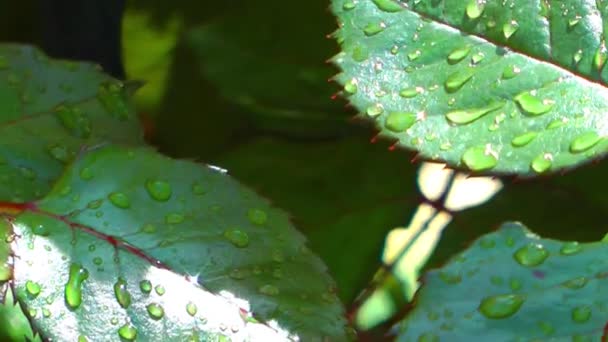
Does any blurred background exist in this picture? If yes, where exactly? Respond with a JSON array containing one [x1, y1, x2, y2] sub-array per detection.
[[1, 1, 608, 340]]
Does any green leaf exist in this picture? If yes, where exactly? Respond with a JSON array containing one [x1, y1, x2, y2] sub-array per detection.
[[331, 0, 608, 175], [0, 44, 143, 202], [398, 222, 607, 341], [4, 145, 347, 340]]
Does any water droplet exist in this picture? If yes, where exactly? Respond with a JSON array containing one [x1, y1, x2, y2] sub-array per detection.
[[562, 277, 588, 289], [344, 79, 358, 94], [399, 86, 423, 98], [224, 229, 250, 248], [531, 153, 553, 173], [93, 257, 103, 266], [503, 20, 519, 39], [98, 82, 130, 120], [108, 192, 130, 209], [77, 335, 88, 342], [64, 263, 89, 310], [594, 41, 607, 71], [511, 132, 538, 147], [514, 92, 555, 116], [192, 181, 206, 195], [26, 280, 41, 298], [509, 278, 522, 291], [462, 145, 498, 171], [146, 303, 164, 320], [259, 284, 280, 296], [573, 49, 584, 64], [571, 306, 591, 323], [408, 50, 421, 61], [366, 103, 384, 117], [363, 22, 386, 36], [343, 1, 356, 10], [444, 69, 474, 92], [385, 112, 416, 132], [139, 280, 152, 294], [447, 45, 471, 64], [502, 65, 521, 79], [154, 285, 165, 296], [79, 167, 93, 180], [513, 243, 549, 266], [145, 179, 172, 202], [118, 323, 137, 341], [471, 52, 485, 64], [186, 302, 197, 316], [446, 101, 504, 124], [466, 0, 485, 19], [165, 213, 185, 224], [478, 294, 525, 319], [372, 0, 404, 12], [54, 105, 92, 138], [439, 271, 462, 284], [560, 241, 582, 255], [113, 277, 131, 308], [248, 208, 267, 225], [47, 144, 72, 163], [570, 132, 602, 153], [417, 332, 440, 342]]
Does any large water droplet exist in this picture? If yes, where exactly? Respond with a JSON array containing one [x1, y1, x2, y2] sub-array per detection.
[[114, 277, 131, 308], [466, 0, 485, 19], [385, 112, 416, 132], [462, 145, 498, 171], [478, 294, 525, 319], [26, 280, 41, 298], [571, 306, 592, 323], [54, 105, 92, 138], [447, 45, 471, 64], [444, 69, 474, 92], [531, 154, 552, 173], [118, 323, 137, 341], [65, 263, 89, 310], [503, 20, 519, 39], [224, 229, 250, 248], [108, 192, 130, 209], [147, 303, 165, 320], [514, 92, 555, 116], [511, 132, 538, 147], [502, 65, 521, 79], [372, 0, 404, 12], [186, 302, 197, 316], [513, 243, 549, 266], [139, 280, 152, 294], [570, 132, 602, 153], [446, 101, 504, 124], [145, 179, 172, 202], [363, 22, 386, 36], [344, 79, 358, 95]]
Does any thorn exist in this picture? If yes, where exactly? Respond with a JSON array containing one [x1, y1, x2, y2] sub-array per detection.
[[330, 93, 339, 100], [411, 154, 420, 163], [388, 142, 398, 151], [370, 135, 379, 144]]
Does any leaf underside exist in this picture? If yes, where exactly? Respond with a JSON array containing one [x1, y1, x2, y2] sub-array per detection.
[[0, 44, 143, 202], [1, 145, 347, 341], [397, 222, 608, 341], [332, 0, 608, 176]]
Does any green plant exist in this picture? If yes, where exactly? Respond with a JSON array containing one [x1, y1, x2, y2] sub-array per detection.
[[2, 0, 608, 341]]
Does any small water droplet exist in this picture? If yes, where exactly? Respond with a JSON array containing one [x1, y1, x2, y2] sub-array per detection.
[[408, 50, 421, 61], [514, 92, 555, 116], [224, 229, 250, 248], [26, 280, 41, 298], [502, 65, 521, 79], [372, 0, 404, 12], [573, 49, 584, 64], [462, 145, 498, 171], [98, 82, 130, 120], [146, 303, 165, 320], [192, 181, 206, 195], [399, 86, 423, 98], [466, 0, 485, 19], [139, 280, 152, 294], [594, 41, 607, 71], [511, 132, 538, 147], [503, 20, 519, 39], [248, 208, 267, 225], [366, 103, 384, 117], [145, 179, 172, 202], [154, 285, 165, 296], [343, 1, 356, 10], [363, 22, 386, 36], [165, 213, 185, 224], [113, 277, 131, 308], [344, 79, 358, 94], [531, 153, 553, 173], [513, 243, 549, 266], [478, 294, 525, 319], [471, 52, 485, 64], [385, 112, 416, 132], [47, 144, 72, 163], [108, 192, 130, 209], [444, 69, 474, 92], [79, 167, 93, 180], [446, 101, 505, 124], [571, 306, 592, 323], [447, 45, 472, 64], [570, 132, 602, 153], [259, 284, 280, 296], [118, 323, 137, 341], [54, 105, 92, 138], [560, 241, 582, 255], [186, 302, 197, 316], [64, 263, 89, 310], [438, 271, 462, 284], [562, 277, 588, 289], [93, 257, 103, 266]]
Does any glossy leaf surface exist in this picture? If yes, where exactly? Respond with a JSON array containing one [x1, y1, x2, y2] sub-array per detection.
[[3, 146, 347, 341], [332, 0, 608, 175], [398, 222, 608, 341], [0, 44, 143, 202]]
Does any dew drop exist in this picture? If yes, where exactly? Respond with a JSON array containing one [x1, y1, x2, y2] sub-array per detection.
[[165, 213, 185, 224], [154, 285, 165, 296], [54, 105, 92, 138], [446, 101, 504, 124], [247, 208, 267, 225], [47, 144, 72, 163], [146, 303, 165, 320], [93, 257, 103, 266], [444, 69, 474, 92], [594, 41, 607, 71], [372, 0, 404, 12], [503, 20, 519, 39], [570, 132, 602, 153], [117, 323, 137, 341], [511, 132, 538, 147], [108, 192, 130, 209], [343, 1, 356, 10], [186, 302, 197, 316], [145, 179, 172, 202], [501, 65, 521, 79], [363, 22, 386, 36], [344, 79, 358, 94], [64, 263, 89, 310], [192, 181, 206, 195], [98, 82, 130, 120], [224, 229, 250, 248], [531, 154, 552, 173], [408, 50, 421, 61], [573, 49, 584, 64], [139, 280, 152, 294], [514, 92, 555, 116], [447, 45, 471, 64], [113, 277, 131, 308], [26, 280, 41, 298], [366, 103, 384, 117], [385, 112, 416, 132], [466, 0, 485, 19], [438, 271, 462, 284], [513, 243, 548, 266], [478, 294, 525, 319], [560, 241, 582, 255], [562, 277, 588, 289], [399, 86, 423, 98], [79, 167, 93, 180], [462, 145, 498, 171], [571, 306, 592, 323]]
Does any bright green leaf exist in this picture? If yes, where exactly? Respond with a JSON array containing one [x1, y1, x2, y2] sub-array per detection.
[[0, 44, 143, 202], [5, 145, 347, 340], [398, 222, 607, 341], [331, 0, 608, 175]]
